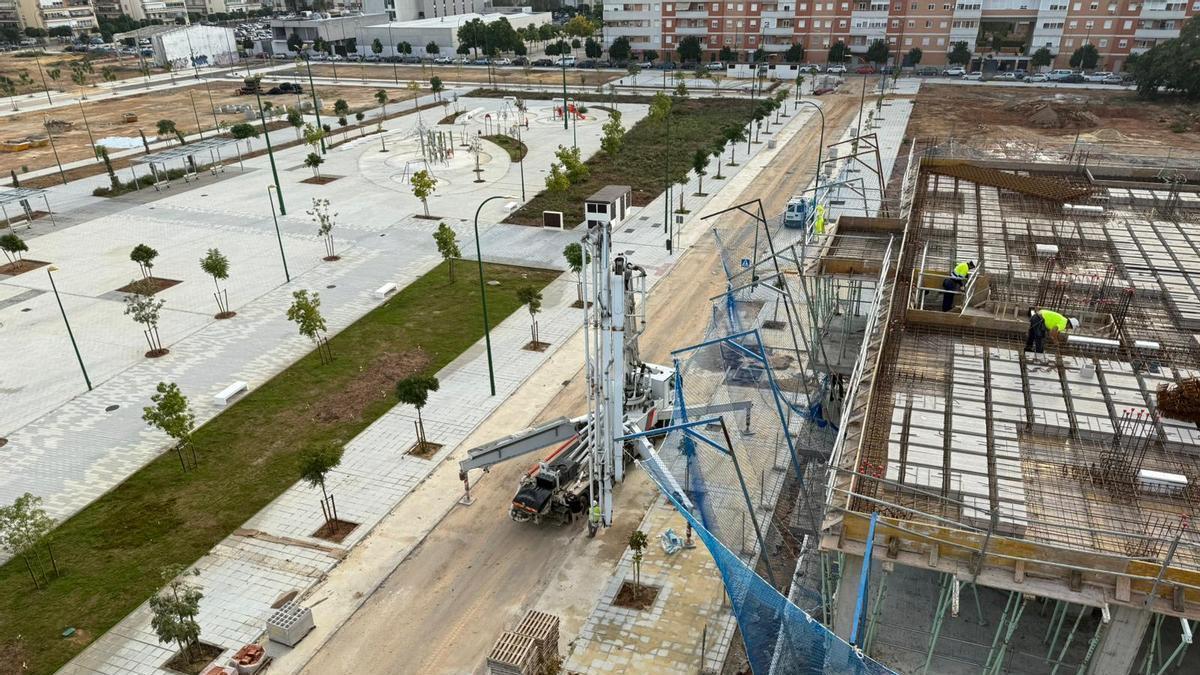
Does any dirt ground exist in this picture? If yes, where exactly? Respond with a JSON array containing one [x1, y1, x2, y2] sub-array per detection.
[[1, 51, 169, 96], [282, 62, 621, 88], [1, 82, 414, 175], [297, 88, 863, 675], [908, 83, 1200, 158]]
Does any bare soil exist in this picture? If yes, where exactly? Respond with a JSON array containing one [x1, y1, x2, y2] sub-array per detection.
[[115, 277, 181, 296], [312, 350, 430, 425], [301, 175, 341, 185], [407, 440, 445, 460], [908, 84, 1200, 156], [312, 518, 359, 544], [163, 641, 223, 675], [613, 581, 660, 610], [0, 51, 169, 96], [0, 211, 49, 227], [1, 82, 415, 175], [522, 340, 550, 352], [0, 259, 50, 276]]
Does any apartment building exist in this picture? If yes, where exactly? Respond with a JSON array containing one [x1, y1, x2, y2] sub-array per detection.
[[10, 0, 98, 33], [604, 0, 1196, 69]]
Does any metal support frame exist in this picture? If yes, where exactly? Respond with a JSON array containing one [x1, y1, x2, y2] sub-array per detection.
[[921, 572, 955, 674], [983, 591, 1028, 675]]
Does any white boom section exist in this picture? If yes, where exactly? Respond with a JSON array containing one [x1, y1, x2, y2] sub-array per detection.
[[459, 417, 581, 473]]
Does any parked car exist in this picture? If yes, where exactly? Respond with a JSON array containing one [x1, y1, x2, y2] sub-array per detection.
[[707, 61, 726, 71], [996, 71, 1019, 80], [915, 66, 939, 76], [1026, 73, 1049, 82], [798, 64, 822, 73], [1101, 73, 1125, 85], [962, 71, 983, 80], [1013, 69, 1027, 79], [942, 66, 965, 76], [532, 58, 554, 67], [855, 65, 876, 74], [1047, 69, 1075, 81], [512, 56, 529, 66], [658, 60, 678, 69], [492, 57, 512, 66], [1084, 70, 1113, 82], [433, 55, 453, 64], [576, 59, 598, 68], [363, 54, 380, 62], [557, 56, 576, 66], [826, 64, 847, 74]]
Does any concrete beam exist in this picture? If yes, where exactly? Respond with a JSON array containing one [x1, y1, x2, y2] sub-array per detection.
[[1090, 605, 1153, 675], [833, 554, 865, 642]]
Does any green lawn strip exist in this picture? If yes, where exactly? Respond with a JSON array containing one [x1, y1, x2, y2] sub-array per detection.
[[505, 97, 756, 227], [0, 260, 559, 675], [482, 134, 528, 162]]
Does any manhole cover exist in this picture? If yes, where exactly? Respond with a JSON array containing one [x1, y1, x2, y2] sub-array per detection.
[[201, 194, 208, 197], [625, 228, 635, 233], [326, 284, 336, 289], [105, 404, 119, 412], [379, 233, 386, 237]]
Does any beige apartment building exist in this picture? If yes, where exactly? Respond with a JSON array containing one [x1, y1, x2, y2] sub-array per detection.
[[604, 0, 1197, 70], [6, 0, 97, 34]]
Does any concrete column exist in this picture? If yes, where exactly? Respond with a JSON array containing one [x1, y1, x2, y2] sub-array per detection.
[[832, 554, 865, 642], [1090, 605, 1153, 675]]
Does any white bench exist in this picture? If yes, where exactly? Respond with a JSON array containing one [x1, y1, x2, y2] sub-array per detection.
[[374, 282, 398, 299], [214, 381, 248, 406]]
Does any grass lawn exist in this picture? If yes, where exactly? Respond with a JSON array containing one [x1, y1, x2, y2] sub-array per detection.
[[482, 134, 528, 161], [505, 97, 757, 226], [0, 260, 559, 675]]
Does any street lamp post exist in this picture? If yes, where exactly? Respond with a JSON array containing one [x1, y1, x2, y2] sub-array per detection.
[[254, 88, 286, 216], [474, 194, 509, 396], [267, 185, 290, 283], [47, 266, 91, 391], [515, 122, 526, 201], [796, 100, 826, 190], [302, 50, 327, 154], [560, 40, 569, 130]]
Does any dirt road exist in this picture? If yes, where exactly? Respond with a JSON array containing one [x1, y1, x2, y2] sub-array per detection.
[[299, 90, 861, 675]]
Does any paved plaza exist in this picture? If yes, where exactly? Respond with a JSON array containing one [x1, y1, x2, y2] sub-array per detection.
[[27, 79, 824, 673]]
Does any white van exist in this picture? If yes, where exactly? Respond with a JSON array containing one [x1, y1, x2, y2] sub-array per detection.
[[556, 56, 576, 66], [1047, 69, 1075, 81]]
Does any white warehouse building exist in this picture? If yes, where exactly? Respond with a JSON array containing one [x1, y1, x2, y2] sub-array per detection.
[[115, 24, 240, 69], [355, 10, 551, 58]]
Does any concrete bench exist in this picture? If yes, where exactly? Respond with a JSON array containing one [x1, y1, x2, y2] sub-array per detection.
[[214, 381, 248, 406], [183, 171, 198, 183], [374, 282, 398, 299]]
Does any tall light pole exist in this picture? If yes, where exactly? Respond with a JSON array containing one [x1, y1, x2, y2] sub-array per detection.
[[560, 39, 569, 130], [47, 266, 91, 391], [302, 48, 327, 154], [515, 122, 526, 201], [267, 185, 290, 283], [254, 89, 286, 215], [796, 100, 826, 190], [474, 194, 510, 396]]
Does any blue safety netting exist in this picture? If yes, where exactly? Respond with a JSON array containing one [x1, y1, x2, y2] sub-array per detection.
[[639, 458, 895, 675]]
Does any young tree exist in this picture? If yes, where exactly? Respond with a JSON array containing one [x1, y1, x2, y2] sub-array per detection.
[[609, 36, 632, 62], [299, 443, 344, 526], [545, 162, 570, 192], [555, 145, 589, 183], [303, 123, 325, 159], [426, 41, 440, 55], [142, 381, 197, 470], [948, 41, 972, 66], [676, 35, 702, 63], [95, 145, 119, 189], [0, 493, 58, 589], [710, 142, 726, 179], [866, 38, 890, 67], [199, 248, 232, 318], [1070, 43, 1099, 70], [156, 118, 184, 145], [433, 222, 461, 281], [724, 125, 745, 165], [410, 169, 438, 218], [600, 110, 624, 157], [674, 80, 688, 98], [287, 107, 304, 140], [563, 242, 589, 306], [644, 49, 659, 64], [130, 243, 159, 280], [692, 148, 709, 196], [308, 198, 338, 260], [828, 41, 849, 64], [396, 375, 440, 448], [371, 37, 383, 57], [719, 45, 735, 63], [517, 285, 544, 346], [230, 122, 259, 150], [585, 37, 602, 59], [355, 110, 365, 135], [125, 294, 167, 355], [333, 98, 350, 124], [784, 43, 806, 63], [304, 152, 324, 179], [0, 233, 28, 264], [337, 114, 348, 140], [905, 47, 924, 67], [287, 32, 303, 53], [149, 568, 203, 663], [1031, 46, 1054, 69], [628, 529, 648, 589], [430, 75, 444, 100], [286, 289, 331, 362]]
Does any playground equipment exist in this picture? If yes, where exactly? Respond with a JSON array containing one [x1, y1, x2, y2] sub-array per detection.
[[555, 103, 586, 121]]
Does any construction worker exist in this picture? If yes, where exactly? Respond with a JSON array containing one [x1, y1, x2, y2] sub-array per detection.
[[1025, 308, 1080, 362], [942, 261, 976, 312], [814, 204, 826, 235], [588, 500, 602, 538]]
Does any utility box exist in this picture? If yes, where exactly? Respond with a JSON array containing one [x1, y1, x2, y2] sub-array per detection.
[[266, 601, 315, 647], [584, 185, 632, 230]]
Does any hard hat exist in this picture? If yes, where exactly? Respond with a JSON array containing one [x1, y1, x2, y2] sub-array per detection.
[[592, 500, 598, 506], [1069, 317, 1080, 329]]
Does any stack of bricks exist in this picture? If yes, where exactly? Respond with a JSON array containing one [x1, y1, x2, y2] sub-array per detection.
[[486, 632, 538, 675], [514, 609, 560, 673]]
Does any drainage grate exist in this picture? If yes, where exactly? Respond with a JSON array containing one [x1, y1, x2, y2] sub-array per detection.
[[625, 228, 635, 233], [326, 284, 336, 289], [105, 404, 119, 412]]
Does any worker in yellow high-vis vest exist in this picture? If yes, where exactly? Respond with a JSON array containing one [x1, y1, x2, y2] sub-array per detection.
[[1026, 308, 1080, 363], [814, 204, 826, 235], [942, 260, 976, 311]]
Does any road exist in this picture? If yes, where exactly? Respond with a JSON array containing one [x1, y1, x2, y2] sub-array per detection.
[[299, 89, 862, 675]]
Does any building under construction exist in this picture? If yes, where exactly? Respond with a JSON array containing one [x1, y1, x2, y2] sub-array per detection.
[[816, 144, 1200, 674]]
